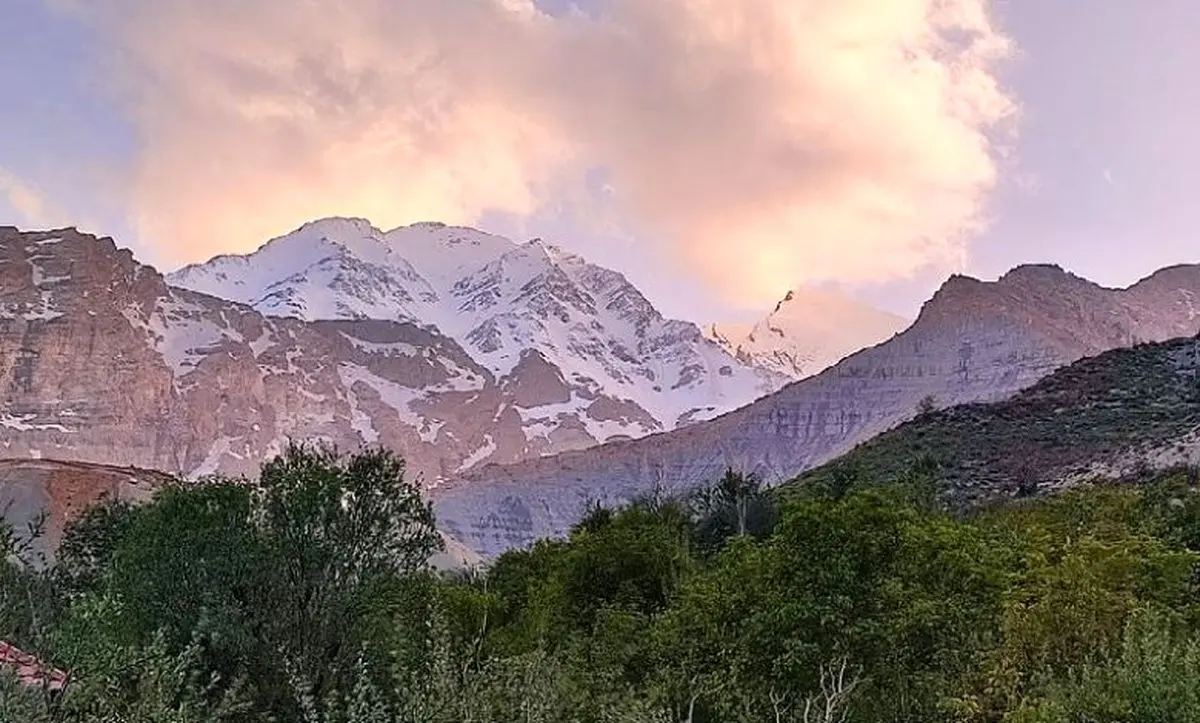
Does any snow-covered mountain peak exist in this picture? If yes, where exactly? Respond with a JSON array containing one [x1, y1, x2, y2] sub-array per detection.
[[167, 218, 789, 455], [297, 215, 380, 236], [381, 223, 515, 287], [523, 237, 574, 259], [170, 218, 438, 321], [706, 287, 910, 380], [768, 287, 907, 335]]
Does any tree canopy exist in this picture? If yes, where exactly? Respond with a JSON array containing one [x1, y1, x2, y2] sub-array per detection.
[[5, 447, 1200, 721]]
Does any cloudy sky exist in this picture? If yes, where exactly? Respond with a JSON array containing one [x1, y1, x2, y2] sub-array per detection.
[[0, 0, 1196, 322]]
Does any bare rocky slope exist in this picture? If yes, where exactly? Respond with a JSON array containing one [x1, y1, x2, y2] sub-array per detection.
[[0, 226, 645, 485], [434, 264, 1200, 557]]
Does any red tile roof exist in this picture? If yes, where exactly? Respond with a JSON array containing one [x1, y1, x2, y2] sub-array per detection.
[[0, 640, 67, 691]]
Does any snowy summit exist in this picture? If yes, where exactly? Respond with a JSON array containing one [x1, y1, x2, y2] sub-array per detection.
[[170, 218, 790, 444]]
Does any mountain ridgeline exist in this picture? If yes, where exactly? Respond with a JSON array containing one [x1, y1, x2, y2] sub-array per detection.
[[0, 222, 793, 486], [6, 220, 1200, 561], [435, 264, 1200, 556], [168, 217, 791, 435], [795, 332, 1200, 501]]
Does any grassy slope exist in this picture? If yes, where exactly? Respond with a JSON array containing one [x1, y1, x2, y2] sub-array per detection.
[[790, 334, 1200, 502]]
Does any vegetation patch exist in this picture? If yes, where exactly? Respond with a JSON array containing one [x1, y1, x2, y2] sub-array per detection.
[[6, 443, 1200, 721]]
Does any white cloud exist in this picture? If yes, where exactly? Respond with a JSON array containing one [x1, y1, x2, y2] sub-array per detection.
[[62, 0, 1016, 306]]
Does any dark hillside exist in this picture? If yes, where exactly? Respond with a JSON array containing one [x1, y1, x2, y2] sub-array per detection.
[[793, 334, 1200, 501]]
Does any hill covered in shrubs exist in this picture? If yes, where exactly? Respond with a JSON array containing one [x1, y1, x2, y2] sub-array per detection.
[[794, 334, 1200, 504]]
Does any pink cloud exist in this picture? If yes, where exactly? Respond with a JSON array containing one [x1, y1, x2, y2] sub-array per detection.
[[62, 0, 1016, 306]]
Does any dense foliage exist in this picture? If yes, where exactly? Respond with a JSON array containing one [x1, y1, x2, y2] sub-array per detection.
[[5, 446, 1200, 721]]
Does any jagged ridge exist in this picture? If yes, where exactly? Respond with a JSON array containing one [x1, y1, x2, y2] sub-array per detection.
[[434, 263, 1200, 557], [705, 287, 910, 379], [169, 218, 789, 443]]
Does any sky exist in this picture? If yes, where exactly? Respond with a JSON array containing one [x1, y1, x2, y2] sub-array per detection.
[[0, 0, 1197, 323]]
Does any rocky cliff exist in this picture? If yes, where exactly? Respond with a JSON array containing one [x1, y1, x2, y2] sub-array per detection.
[[0, 226, 665, 485], [0, 458, 169, 563], [434, 264, 1200, 557]]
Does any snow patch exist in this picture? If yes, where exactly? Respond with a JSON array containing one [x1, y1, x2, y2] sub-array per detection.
[[28, 256, 72, 287], [345, 387, 382, 445], [124, 295, 250, 390], [249, 327, 277, 357], [337, 363, 442, 442], [15, 257, 66, 321], [339, 333, 420, 357], [0, 414, 73, 433], [456, 435, 497, 472], [192, 436, 237, 477]]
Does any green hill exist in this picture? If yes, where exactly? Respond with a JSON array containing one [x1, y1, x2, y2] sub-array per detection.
[[792, 334, 1200, 501]]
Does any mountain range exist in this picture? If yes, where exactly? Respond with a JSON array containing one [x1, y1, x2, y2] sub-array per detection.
[[793, 331, 1200, 503], [1, 221, 870, 489], [169, 218, 794, 439], [6, 220, 1200, 560], [433, 264, 1200, 556]]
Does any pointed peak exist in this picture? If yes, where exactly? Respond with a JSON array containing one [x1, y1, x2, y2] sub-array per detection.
[[767, 286, 900, 322], [913, 273, 988, 322], [771, 290, 796, 314], [522, 237, 572, 260]]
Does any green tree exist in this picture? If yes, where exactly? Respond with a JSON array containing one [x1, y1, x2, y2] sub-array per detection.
[[1011, 610, 1200, 723], [42, 444, 442, 720], [254, 443, 441, 703], [689, 469, 777, 551]]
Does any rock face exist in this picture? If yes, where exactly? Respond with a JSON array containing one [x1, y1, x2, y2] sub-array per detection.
[[169, 218, 788, 442], [706, 287, 910, 380], [434, 264, 1200, 557], [0, 226, 685, 485], [0, 458, 169, 563]]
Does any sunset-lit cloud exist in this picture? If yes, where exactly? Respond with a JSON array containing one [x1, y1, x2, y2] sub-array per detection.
[[57, 0, 1016, 307], [0, 166, 66, 228]]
